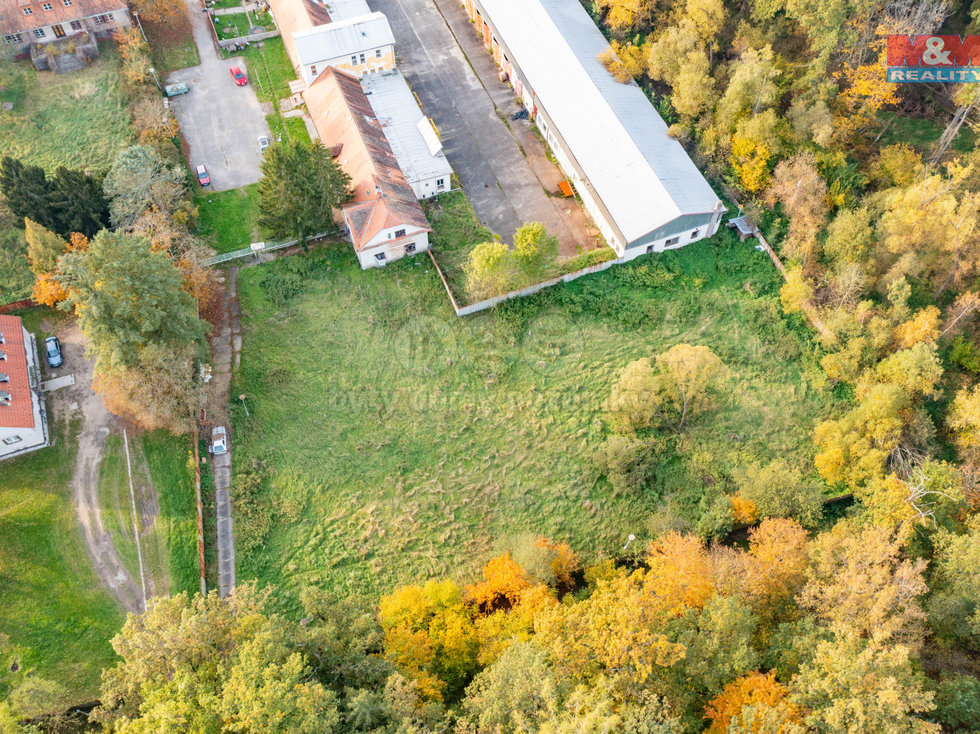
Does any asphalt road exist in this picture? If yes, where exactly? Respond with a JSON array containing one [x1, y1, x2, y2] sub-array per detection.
[[370, 0, 578, 246], [166, 0, 269, 191]]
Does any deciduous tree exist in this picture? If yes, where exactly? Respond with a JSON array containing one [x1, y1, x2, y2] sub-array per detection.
[[512, 222, 558, 278], [23, 218, 66, 275], [705, 671, 802, 734], [103, 145, 187, 229]]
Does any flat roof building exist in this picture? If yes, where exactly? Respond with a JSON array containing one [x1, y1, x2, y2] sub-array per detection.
[[304, 67, 432, 269], [361, 70, 452, 200], [464, 0, 724, 260]]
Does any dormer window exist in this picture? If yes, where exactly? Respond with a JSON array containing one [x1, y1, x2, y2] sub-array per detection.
[[0, 332, 4, 344], [0, 390, 11, 405], [0, 351, 6, 361], [0, 374, 8, 383], [23, 7, 33, 16]]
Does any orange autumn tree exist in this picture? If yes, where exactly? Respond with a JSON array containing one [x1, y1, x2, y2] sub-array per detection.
[[475, 584, 557, 665], [31, 232, 87, 307], [465, 553, 532, 610], [536, 536, 581, 591], [705, 671, 803, 733], [742, 518, 808, 613]]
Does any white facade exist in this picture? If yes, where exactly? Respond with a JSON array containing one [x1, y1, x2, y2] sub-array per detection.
[[346, 217, 431, 269], [361, 70, 453, 199], [293, 12, 395, 85]]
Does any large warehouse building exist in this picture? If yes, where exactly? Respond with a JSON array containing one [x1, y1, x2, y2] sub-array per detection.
[[463, 0, 724, 260]]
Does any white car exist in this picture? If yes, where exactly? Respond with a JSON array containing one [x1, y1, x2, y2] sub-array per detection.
[[258, 135, 271, 153], [210, 425, 228, 455]]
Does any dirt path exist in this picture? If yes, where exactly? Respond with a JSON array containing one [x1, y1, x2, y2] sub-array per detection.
[[54, 322, 145, 614]]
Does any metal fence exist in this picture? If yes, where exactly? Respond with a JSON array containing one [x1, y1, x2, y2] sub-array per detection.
[[204, 232, 338, 266]]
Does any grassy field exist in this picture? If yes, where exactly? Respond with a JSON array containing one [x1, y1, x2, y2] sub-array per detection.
[[142, 432, 201, 597], [0, 420, 123, 707], [144, 13, 200, 73], [215, 12, 251, 39], [232, 227, 836, 610], [97, 434, 173, 601], [196, 184, 264, 253], [236, 37, 294, 103], [424, 191, 495, 304], [0, 47, 132, 173]]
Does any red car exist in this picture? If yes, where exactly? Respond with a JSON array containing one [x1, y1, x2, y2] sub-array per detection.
[[196, 164, 210, 186], [229, 65, 248, 86]]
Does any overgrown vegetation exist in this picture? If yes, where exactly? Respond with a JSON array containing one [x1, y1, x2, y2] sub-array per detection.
[[231, 229, 833, 604]]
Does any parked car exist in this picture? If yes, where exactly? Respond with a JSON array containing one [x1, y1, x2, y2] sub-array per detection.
[[44, 336, 63, 369], [196, 164, 210, 186], [257, 135, 271, 153], [210, 426, 228, 455], [229, 66, 248, 86], [164, 82, 190, 96]]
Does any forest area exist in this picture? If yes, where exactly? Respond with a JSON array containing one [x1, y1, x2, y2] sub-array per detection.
[[3, 0, 980, 731]]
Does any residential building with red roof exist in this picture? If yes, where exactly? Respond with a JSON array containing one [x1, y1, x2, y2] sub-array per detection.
[[0, 315, 48, 460], [1, 0, 131, 64], [304, 66, 431, 269]]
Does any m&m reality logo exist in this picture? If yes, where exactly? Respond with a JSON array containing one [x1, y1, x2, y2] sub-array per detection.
[[887, 35, 980, 82]]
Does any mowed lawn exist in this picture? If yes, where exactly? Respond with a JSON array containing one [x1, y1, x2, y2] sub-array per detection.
[[0, 422, 122, 706], [0, 46, 132, 172], [233, 230, 835, 608]]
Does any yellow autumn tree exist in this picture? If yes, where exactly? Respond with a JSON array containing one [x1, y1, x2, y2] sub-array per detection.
[[644, 532, 715, 613], [31, 272, 69, 307], [475, 584, 557, 665], [379, 580, 480, 700], [730, 135, 772, 193], [893, 306, 941, 349], [535, 537, 581, 591], [742, 518, 808, 614]]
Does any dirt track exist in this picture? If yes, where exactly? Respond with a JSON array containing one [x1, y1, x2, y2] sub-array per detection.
[[53, 322, 144, 614]]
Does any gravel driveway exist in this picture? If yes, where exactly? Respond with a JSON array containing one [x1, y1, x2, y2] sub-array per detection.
[[166, 0, 270, 191]]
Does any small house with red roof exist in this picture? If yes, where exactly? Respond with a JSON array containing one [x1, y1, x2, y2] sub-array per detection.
[[0, 315, 48, 460], [304, 66, 431, 269]]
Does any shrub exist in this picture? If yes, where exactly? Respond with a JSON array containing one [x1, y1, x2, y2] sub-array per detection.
[[232, 458, 274, 554], [593, 435, 662, 496]]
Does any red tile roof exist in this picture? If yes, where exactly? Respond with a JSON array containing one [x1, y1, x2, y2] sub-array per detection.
[[0, 315, 37, 430], [303, 67, 430, 251], [0, 0, 127, 35]]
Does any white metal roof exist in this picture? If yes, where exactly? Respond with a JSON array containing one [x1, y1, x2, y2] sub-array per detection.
[[477, 0, 720, 244], [321, 0, 370, 21], [293, 11, 394, 66], [361, 70, 452, 185]]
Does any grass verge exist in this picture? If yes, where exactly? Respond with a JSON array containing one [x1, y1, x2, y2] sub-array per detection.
[[424, 191, 494, 304], [232, 230, 836, 610], [196, 183, 264, 254], [0, 46, 132, 172], [237, 36, 293, 103], [144, 12, 200, 73]]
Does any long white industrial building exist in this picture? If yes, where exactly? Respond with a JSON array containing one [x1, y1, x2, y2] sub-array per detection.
[[463, 0, 724, 260]]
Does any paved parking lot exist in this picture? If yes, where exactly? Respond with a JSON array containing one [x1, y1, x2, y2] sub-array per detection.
[[370, 0, 584, 249], [166, 0, 270, 191]]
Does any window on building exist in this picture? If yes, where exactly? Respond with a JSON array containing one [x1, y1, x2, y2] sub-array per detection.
[[394, 229, 406, 238], [33, 28, 45, 37], [23, 7, 33, 15], [63, 0, 73, 5], [375, 48, 382, 58], [375, 253, 386, 262], [351, 55, 357, 64], [310, 64, 317, 76], [645, 244, 655, 254], [2, 33, 22, 44], [2, 435, 22, 446], [665, 237, 680, 247], [690, 229, 699, 239], [70, 19, 81, 29], [94, 13, 112, 23], [405, 243, 416, 254], [436, 178, 445, 189], [42, 3, 53, 10], [359, 53, 365, 64]]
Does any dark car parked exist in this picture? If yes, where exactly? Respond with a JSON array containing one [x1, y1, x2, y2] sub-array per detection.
[[44, 336, 63, 369]]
